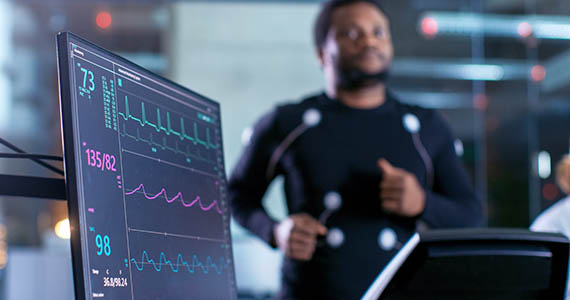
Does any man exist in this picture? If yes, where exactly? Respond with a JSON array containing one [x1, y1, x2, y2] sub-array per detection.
[[228, 0, 483, 298], [531, 155, 570, 300]]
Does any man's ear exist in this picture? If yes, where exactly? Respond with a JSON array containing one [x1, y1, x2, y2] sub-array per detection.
[[316, 47, 325, 67]]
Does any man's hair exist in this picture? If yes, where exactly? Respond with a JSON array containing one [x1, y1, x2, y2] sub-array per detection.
[[313, 0, 387, 50], [556, 155, 570, 195]]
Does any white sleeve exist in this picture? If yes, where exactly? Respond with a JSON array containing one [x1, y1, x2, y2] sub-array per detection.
[[530, 208, 561, 233]]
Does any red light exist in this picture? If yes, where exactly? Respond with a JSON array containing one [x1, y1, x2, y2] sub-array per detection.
[[542, 183, 559, 201], [517, 22, 532, 38], [96, 11, 112, 30], [421, 17, 438, 38], [530, 65, 546, 82]]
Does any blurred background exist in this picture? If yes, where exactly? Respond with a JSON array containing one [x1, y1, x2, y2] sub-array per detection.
[[0, 0, 568, 299]]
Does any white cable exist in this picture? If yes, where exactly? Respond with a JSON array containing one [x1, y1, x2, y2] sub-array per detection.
[[402, 113, 434, 188], [318, 191, 342, 224], [265, 109, 322, 181], [412, 133, 434, 189]]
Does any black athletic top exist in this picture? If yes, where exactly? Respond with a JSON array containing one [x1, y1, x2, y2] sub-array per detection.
[[228, 91, 483, 299]]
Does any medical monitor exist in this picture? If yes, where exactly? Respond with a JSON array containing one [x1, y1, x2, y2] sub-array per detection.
[[57, 32, 237, 300]]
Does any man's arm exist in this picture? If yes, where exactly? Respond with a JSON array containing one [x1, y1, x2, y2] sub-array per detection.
[[229, 108, 328, 261], [420, 112, 484, 228], [228, 110, 280, 245]]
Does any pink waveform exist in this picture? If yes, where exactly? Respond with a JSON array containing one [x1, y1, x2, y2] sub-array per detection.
[[125, 184, 223, 214]]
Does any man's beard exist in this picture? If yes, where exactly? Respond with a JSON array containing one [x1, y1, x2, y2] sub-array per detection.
[[337, 67, 390, 90], [335, 49, 390, 90]]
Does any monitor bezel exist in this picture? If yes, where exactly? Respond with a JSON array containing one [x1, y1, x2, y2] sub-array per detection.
[[57, 31, 86, 300], [56, 31, 232, 300]]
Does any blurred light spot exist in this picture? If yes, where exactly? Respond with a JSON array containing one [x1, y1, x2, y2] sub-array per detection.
[[517, 22, 532, 38], [421, 16, 438, 37], [459, 65, 504, 81], [96, 11, 112, 30], [241, 126, 253, 146], [542, 183, 558, 201], [454, 139, 464, 157], [538, 151, 551, 179], [530, 65, 546, 82], [534, 23, 570, 40], [55, 218, 71, 240]]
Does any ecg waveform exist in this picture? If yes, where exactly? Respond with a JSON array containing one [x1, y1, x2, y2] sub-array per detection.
[[130, 251, 227, 275], [125, 184, 223, 214], [120, 126, 216, 164], [119, 96, 218, 150]]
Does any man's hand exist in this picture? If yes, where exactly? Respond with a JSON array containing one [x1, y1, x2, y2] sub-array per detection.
[[378, 158, 426, 217], [273, 213, 327, 261]]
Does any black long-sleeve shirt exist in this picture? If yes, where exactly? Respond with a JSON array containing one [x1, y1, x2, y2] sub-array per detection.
[[228, 92, 483, 299]]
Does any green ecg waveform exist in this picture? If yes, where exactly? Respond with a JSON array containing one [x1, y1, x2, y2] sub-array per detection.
[[121, 126, 216, 165], [118, 96, 218, 150]]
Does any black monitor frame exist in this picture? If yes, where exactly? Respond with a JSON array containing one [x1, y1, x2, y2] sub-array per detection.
[[57, 32, 86, 299]]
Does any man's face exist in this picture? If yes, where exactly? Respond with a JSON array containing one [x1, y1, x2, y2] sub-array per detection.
[[319, 2, 394, 79]]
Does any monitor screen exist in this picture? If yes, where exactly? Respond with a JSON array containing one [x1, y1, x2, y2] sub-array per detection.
[[57, 32, 237, 300]]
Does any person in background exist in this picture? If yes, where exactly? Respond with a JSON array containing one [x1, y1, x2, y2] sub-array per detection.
[[531, 154, 570, 300], [228, 0, 483, 298]]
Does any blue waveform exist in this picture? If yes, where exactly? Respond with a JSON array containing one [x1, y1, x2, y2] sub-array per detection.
[[130, 251, 227, 275]]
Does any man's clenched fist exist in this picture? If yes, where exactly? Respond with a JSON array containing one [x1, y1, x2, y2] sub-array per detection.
[[378, 158, 426, 217], [273, 213, 327, 261]]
